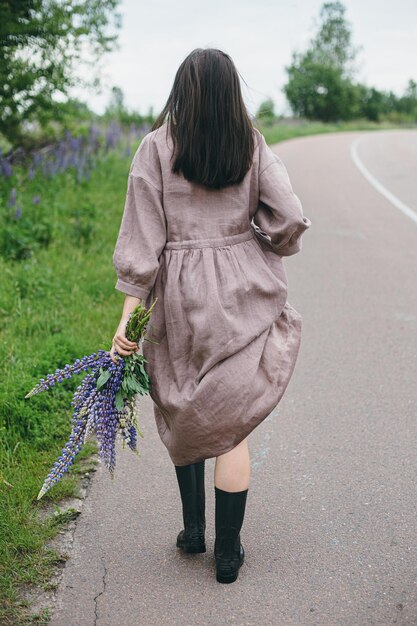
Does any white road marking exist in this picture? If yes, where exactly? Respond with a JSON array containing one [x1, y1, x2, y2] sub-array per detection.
[[350, 135, 417, 227]]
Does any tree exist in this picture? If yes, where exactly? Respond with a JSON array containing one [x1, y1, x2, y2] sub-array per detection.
[[0, 0, 122, 145], [256, 98, 276, 126], [283, 2, 362, 121], [104, 86, 126, 119], [357, 86, 386, 122], [308, 1, 361, 78], [398, 80, 417, 118], [103, 86, 151, 127], [404, 79, 417, 101], [284, 50, 359, 122]]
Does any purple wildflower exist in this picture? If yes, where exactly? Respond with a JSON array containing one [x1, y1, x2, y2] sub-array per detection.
[[0, 157, 12, 177], [8, 188, 17, 208], [127, 423, 138, 451], [25, 350, 110, 398], [35, 351, 126, 499], [13, 204, 23, 221], [26, 270, 157, 501]]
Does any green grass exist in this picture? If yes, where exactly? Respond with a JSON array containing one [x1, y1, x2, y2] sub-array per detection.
[[258, 117, 417, 144], [1, 116, 415, 623], [0, 148, 134, 624]]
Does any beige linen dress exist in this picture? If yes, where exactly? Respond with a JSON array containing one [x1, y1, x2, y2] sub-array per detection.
[[113, 122, 312, 466]]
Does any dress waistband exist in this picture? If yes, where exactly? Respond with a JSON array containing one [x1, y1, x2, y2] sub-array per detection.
[[165, 228, 255, 250]]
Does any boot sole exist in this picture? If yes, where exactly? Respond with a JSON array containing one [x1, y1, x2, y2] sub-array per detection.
[[215, 547, 244, 583], [216, 570, 239, 583], [176, 539, 206, 553], [180, 544, 207, 553]]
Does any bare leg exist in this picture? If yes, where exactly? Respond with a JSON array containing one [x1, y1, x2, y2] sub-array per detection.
[[214, 437, 250, 492]]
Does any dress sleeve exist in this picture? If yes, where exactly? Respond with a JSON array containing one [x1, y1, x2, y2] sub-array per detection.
[[112, 132, 167, 300], [252, 131, 311, 256]]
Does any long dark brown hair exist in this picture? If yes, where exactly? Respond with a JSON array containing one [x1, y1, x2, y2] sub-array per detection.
[[151, 48, 257, 190]]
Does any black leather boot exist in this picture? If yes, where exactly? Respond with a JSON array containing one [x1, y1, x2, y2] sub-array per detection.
[[174, 460, 206, 553], [214, 486, 249, 583]]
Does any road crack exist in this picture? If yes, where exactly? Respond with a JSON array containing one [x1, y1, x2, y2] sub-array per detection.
[[93, 555, 107, 626]]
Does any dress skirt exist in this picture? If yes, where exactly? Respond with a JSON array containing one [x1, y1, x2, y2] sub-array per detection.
[[141, 226, 303, 466]]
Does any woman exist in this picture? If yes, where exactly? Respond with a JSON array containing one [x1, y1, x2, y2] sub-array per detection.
[[110, 47, 311, 584]]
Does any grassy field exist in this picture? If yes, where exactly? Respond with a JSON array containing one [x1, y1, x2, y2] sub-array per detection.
[[0, 117, 414, 624], [259, 117, 416, 144], [0, 145, 136, 624]]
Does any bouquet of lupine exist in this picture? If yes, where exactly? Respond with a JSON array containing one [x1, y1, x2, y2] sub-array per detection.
[[25, 299, 158, 500]]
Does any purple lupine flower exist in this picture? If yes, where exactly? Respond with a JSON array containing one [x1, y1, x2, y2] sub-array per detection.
[[0, 157, 12, 177], [28, 300, 157, 500], [13, 204, 22, 220], [28, 163, 36, 179], [127, 423, 137, 451], [36, 369, 106, 499], [35, 352, 125, 499], [2, 120, 149, 188], [8, 188, 17, 208], [95, 362, 124, 473], [25, 350, 109, 398], [32, 194, 41, 204], [37, 410, 89, 499]]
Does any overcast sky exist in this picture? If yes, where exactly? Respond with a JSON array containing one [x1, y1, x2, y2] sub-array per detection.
[[72, 0, 417, 118]]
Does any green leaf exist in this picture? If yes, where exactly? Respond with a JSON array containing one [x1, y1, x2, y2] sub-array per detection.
[[115, 390, 124, 411], [96, 368, 112, 389]]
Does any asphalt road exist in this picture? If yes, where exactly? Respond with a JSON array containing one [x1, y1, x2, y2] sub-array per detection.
[[50, 129, 417, 626]]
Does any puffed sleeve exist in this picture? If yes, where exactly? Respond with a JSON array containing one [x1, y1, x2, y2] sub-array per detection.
[[252, 131, 311, 256], [112, 132, 167, 300]]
